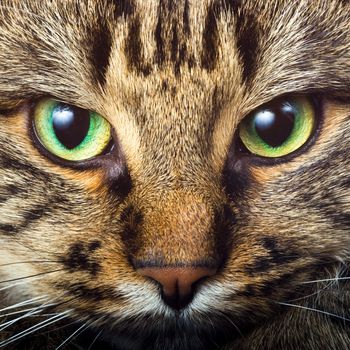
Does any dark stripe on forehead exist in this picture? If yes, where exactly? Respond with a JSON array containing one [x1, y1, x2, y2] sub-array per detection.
[[201, 2, 220, 71], [233, 8, 260, 84], [90, 20, 112, 87], [124, 15, 151, 75], [113, 0, 135, 18], [91, 0, 136, 86], [154, 1, 167, 66]]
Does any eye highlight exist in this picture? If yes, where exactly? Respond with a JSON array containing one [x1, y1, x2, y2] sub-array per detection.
[[238, 97, 316, 158], [33, 99, 112, 162]]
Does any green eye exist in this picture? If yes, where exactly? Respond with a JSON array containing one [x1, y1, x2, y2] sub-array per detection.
[[33, 99, 112, 161], [239, 97, 316, 158]]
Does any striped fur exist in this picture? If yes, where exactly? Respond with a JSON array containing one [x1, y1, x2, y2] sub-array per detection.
[[0, 0, 349, 349]]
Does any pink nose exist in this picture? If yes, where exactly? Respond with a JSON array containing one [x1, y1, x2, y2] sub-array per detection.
[[137, 267, 217, 309]]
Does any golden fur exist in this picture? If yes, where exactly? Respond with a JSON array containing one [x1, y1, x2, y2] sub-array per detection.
[[0, 0, 349, 349]]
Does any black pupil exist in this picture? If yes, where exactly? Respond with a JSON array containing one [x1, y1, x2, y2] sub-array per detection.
[[52, 104, 90, 149], [254, 102, 296, 147]]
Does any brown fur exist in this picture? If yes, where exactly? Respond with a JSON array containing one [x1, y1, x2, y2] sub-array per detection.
[[0, 0, 349, 349]]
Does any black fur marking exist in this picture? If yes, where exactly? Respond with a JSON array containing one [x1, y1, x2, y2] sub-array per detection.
[[68, 283, 105, 301], [245, 237, 300, 275], [125, 16, 151, 76], [90, 21, 112, 86], [201, 2, 219, 70], [120, 205, 143, 258], [22, 206, 47, 226], [233, 10, 260, 84], [113, 0, 135, 18], [154, 4, 165, 66], [222, 152, 251, 200], [61, 241, 102, 276], [183, 0, 190, 35], [0, 203, 51, 235], [213, 204, 237, 267], [61, 282, 123, 302], [0, 184, 23, 203], [0, 223, 18, 234], [89, 240, 102, 252], [0, 153, 52, 183]]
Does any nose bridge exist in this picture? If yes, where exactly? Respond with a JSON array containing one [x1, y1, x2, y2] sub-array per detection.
[[132, 189, 220, 266]]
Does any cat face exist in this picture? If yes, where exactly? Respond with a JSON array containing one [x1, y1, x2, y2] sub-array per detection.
[[0, 0, 349, 349]]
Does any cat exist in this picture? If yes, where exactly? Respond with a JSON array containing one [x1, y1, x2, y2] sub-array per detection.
[[0, 0, 349, 349]]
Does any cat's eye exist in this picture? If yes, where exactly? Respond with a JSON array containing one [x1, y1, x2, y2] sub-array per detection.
[[238, 97, 316, 158], [33, 99, 112, 161]]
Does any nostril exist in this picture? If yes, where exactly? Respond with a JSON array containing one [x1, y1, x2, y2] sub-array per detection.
[[137, 266, 217, 310]]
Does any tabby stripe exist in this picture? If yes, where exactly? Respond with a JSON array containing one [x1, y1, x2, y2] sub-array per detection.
[[201, 2, 219, 71], [0, 203, 52, 235], [90, 21, 112, 87], [125, 15, 151, 76], [0, 184, 23, 204], [0, 153, 51, 182], [113, 0, 135, 18], [154, 1, 166, 66], [0, 224, 18, 234], [232, 7, 260, 84]]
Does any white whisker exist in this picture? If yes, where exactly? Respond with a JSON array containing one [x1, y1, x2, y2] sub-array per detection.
[[302, 276, 350, 284], [54, 322, 89, 350], [0, 311, 71, 348], [87, 329, 103, 350], [278, 302, 350, 322], [0, 270, 64, 292], [0, 301, 57, 332], [0, 296, 46, 313], [0, 269, 65, 285]]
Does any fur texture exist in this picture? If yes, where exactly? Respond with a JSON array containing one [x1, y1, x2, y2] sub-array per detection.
[[0, 0, 349, 349]]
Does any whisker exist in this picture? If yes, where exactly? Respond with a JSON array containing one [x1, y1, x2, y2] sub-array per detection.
[[0, 311, 71, 348], [0, 296, 46, 313], [87, 329, 103, 350], [0, 260, 60, 267], [301, 277, 350, 284], [54, 322, 89, 350], [0, 301, 58, 332], [216, 310, 242, 337], [0, 272, 64, 292], [0, 269, 65, 285], [278, 301, 350, 322]]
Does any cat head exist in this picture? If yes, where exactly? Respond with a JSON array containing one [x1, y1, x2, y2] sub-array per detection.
[[0, 0, 349, 347]]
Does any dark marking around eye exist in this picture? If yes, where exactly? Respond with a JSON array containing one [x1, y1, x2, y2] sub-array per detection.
[[222, 153, 251, 200], [61, 241, 102, 276]]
